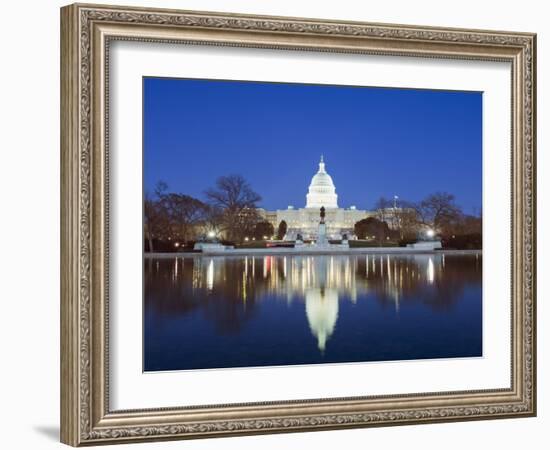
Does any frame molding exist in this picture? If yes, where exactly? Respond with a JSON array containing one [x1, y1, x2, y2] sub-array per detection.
[[60, 3, 536, 446]]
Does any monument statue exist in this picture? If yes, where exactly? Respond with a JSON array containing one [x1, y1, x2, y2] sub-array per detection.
[[316, 206, 328, 247]]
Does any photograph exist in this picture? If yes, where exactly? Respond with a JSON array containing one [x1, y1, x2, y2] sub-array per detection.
[[143, 77, 483, 372], [56, 2, 537, 446]]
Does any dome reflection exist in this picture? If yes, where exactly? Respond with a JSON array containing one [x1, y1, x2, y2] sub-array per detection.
[[146, 253, 481, 354], [305, 287, 338, 352]]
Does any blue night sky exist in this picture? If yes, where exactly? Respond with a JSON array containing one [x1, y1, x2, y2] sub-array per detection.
[[143, 77, 482, 213]]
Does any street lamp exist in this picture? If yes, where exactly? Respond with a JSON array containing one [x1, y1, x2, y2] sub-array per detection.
[[426, 229, 435, 239], [207, 231, 216, 239]]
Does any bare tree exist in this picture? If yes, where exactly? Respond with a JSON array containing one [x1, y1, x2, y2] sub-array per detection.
[[237, 207, 262, 242], [374, 196, 419, 239], [144, 192, 158, 252], [415, 192, 461, 234], [201, 205, 225, 237], [160, 193, 208, 243], [143, 181, 170, 252], [396, 202, 421, 240], [374, 197, 393, 224], [154, 180, 168, 198], [205, 175, 262, 242], [144, 181, 209, 251], [373, 192, 478, 246], [144, 181, 170, 252]]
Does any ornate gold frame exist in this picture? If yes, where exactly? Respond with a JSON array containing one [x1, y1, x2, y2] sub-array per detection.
[[60, 3, 536, 446]]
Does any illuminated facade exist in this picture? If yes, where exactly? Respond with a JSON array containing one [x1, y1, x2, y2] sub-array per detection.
[[260, 156, 377, 240]]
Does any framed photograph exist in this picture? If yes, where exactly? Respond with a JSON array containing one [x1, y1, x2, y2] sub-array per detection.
[[60, 3, 536, 446]]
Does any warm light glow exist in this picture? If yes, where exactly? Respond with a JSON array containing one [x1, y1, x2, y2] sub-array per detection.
[[427, 257, 435, 284], [426, 229, 435, 238], [206, 260, 214, 291], [244, 237, 249, 241], [174, 242, 180, 247], [207, 231, 216, 238]]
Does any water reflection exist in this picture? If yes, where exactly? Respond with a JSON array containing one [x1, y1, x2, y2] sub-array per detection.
[[144, 253, 482, 371], [305, 287, 338, 352]]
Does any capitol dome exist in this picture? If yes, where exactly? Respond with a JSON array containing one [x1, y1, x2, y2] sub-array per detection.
[[306, 156, 339, 209]]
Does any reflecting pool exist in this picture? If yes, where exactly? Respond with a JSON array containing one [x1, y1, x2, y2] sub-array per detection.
[[144, 253, 482, 371]]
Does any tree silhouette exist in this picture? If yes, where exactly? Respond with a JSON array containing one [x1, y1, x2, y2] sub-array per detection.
[[277, 220, 288, 240], [205, 174, 262, 242], [253, 221, 275, 240], [354, 217, 390, 244]]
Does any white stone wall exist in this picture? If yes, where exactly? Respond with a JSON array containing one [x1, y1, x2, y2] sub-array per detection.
[[269, 207, 376, 240]]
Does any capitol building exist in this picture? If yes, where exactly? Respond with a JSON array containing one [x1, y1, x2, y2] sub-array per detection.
[[259, 156, 381, 240]]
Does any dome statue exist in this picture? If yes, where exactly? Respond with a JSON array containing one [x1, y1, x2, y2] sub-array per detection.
[[305, 155, 339, 209]]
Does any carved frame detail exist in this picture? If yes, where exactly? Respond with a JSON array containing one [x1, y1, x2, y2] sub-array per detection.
[[61, 3, 536, 446]]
